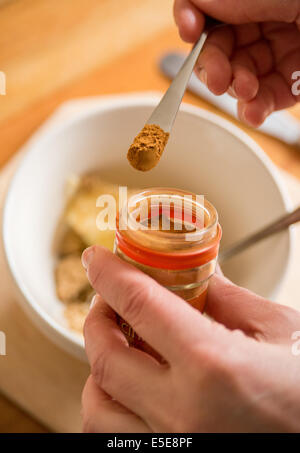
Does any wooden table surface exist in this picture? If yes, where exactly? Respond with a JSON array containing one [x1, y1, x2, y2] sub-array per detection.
[[0, 394, 47, 433], [1, 1, 300, 433]]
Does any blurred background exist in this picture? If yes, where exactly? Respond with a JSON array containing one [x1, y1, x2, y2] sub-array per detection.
[[0, 0, 300, 433]]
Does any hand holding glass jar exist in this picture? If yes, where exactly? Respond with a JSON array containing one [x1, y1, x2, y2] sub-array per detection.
[[114, 188, 221, 360], [82, 245, 300, 433]]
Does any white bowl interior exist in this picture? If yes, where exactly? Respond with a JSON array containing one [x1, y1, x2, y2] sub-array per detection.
[[4, 97, 290, 358]]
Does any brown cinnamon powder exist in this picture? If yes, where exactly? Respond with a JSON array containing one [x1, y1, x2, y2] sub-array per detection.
[[127, 124, 169, 171]]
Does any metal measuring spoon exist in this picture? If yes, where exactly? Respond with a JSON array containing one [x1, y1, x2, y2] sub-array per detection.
[[146, 16, 223, 132], [127, 16, 223, 172]]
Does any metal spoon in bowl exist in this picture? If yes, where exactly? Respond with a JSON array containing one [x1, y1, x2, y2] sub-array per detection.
[[219, 206, 300, 263]]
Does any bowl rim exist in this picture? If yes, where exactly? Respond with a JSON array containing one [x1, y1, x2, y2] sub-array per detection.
[[2, 92, 293, 360]]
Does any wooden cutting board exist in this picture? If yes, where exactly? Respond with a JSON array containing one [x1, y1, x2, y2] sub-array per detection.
[[1, 23, 300, 433]]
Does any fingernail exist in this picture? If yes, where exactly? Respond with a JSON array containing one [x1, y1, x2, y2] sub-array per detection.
[[89, 294, 97, 310], [228, 82, 237, 98], [239, 103, 247, 122], [184, 8, 197, 27], [82, 246, 95, 269], [198, 68, 207, 86]]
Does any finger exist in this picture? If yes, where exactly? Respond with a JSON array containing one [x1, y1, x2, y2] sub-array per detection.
[[82, 246, 219, 362], [244, 40, 274, 77], [196, 25, 234, 95], [263, 21, 300, 64], [233, 23, 261, 47], [189, 0, 300, 24], [238, 72, 296, 127], [238, 87, 274, 127], [228, 40, 272, 103], [228, 44, 263, 101], [206, 274, 300, 343], [277, 46, 300, 103], [229, 63, 259, 102], [84, 295, 167, 422], [174, 0, 205, 42], [82, 375, 151, 433]]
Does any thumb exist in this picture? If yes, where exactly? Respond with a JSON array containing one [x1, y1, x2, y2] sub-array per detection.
[[206, 274, 300, 343], [190, 0, 300, 24]]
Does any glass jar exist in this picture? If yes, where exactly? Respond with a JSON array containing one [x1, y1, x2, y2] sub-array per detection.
[[114, 188, 222, 360]]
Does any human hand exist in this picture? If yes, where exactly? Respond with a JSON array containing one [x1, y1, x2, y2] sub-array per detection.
[[174, 0, 300, 127], [81, 245, 300, 433]]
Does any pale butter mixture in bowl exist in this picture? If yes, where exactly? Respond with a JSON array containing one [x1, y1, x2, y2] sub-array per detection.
[[3, 94, 291, 360]]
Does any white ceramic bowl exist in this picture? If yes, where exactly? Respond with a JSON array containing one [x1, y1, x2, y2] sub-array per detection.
[[3, 93, 292, 360]]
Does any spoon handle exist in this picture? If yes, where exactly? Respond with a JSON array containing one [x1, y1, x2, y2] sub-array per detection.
[[219, 206, 300, 263], [146, 17, 223, 132]]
